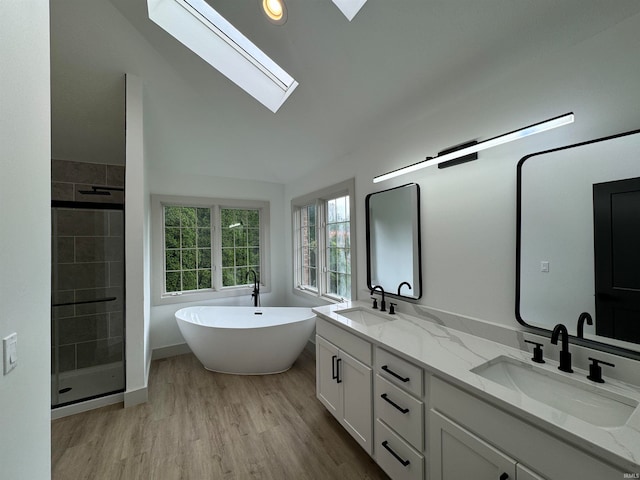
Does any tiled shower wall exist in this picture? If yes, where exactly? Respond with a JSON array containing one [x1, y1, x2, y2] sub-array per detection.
[[51, 159, 125, 373]]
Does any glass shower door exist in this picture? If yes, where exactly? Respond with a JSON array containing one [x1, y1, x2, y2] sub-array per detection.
[[51, 203, 125, 407]]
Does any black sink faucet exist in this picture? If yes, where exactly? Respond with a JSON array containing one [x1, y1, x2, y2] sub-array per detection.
[[371, 285, 386, 312], [551, 324, 573, 373], [576, 312, 593, 339], [246, 269, 260, 307], [397, 281, 412, 296]]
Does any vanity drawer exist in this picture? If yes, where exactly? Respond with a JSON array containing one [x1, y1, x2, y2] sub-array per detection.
[[316, 317, 372, 366], [375, 374, 424, 450], [376, 348, 423, 397], [375, 418, 424, 480]]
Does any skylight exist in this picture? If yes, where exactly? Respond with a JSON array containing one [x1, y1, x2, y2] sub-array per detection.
[[147, 0, 298, 113], [331, 0, 368, 21]]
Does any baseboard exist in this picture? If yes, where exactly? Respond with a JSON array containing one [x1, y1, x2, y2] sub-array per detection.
[[304, 338, 316, 355], [152, 343, 192, 360], [51, 392, 124, 420], [124, 385, 148, 407]]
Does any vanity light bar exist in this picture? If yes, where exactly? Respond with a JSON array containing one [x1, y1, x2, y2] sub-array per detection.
[[373, 113, 575, 183]]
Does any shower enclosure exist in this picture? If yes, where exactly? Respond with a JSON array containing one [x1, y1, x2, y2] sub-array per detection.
[[51, 199, 125, 407]]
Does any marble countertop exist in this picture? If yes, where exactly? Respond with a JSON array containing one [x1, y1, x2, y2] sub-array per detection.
[[312, 301, 640, 471]]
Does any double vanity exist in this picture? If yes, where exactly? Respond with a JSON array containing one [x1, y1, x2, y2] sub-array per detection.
[[313, 302, 640, 480]]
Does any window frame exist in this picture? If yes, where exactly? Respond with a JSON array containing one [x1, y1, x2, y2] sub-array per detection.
[[152, 195, 270, 305], [292, 179, 356, 302]]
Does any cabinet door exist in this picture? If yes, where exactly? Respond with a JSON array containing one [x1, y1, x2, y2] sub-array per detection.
[[316, 335, 341, 418], [341, 349, 373, 454], [430, 411, 516, 480]]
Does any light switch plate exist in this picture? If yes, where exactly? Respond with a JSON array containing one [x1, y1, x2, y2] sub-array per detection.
[[3, 333, 17, 375]]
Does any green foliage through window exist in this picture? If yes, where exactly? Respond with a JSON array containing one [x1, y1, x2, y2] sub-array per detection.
[[164, 205, 213, 293], [221, 208, 261, 287]]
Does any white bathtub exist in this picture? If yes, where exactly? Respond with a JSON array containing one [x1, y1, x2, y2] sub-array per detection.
[[175, 306, 316, 374]]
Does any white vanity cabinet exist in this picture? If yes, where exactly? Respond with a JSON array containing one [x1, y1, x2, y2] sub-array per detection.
[[374, 347, 426, 480], [429, 377, 625, 480], [316, 318, 373, 454], [430, 411, 547, 479]]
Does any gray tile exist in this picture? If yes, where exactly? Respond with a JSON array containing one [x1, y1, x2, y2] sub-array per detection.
[[109, 311, 124, 338], [58, 314, 109, 344], [52, 344, 76, 373], [57, 262, 109, 290], [106, 165, 125, 187], [109, 211, 124, 237], [55, 209, 108, 236], [52, 159, 106, 184], [77, 338, 123, 368], [51, 289, 74, 305], [109, 261, 124, 287], [52, 236, 74, 263], [75, 237, 123, 262], [52, 182, 74, 201]]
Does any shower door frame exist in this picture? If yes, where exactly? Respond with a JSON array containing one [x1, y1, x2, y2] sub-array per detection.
[[51, 200, 126, 408]]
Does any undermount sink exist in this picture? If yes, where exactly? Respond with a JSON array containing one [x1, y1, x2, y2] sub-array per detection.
[[472, 356, 638, 427], [335, 307, 396, 326]]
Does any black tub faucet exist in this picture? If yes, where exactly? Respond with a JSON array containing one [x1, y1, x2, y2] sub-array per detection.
[[371, 285, 386, 312], [551, 323, 573, 373], [577, 312, 593, 339], [397, 281, 412, 296], [246, 269, 260, 307]]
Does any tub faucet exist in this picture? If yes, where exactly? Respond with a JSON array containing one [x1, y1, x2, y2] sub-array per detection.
[[551, 323, 573, 373], [247, 270, 260, 307], [397, 281, 412, 296], [576, 312, 593, 339], [370, 285, 386, 312]]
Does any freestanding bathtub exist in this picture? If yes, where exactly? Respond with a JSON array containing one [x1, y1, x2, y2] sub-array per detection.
[[175, 306, 316, 374]]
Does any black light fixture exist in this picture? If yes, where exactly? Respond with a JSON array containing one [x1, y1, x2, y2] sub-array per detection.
[[373, 113, 575, 183]]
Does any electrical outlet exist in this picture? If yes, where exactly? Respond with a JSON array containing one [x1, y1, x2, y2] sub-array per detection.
[[3, 333, 17, 375]]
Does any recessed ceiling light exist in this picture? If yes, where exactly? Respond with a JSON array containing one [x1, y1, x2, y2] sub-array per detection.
[[261, 0, 287, 25]]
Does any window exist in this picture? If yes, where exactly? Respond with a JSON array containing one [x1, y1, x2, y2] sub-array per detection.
[[326, 195, 351, 298], [221, 208, 261, 287], [292, 179, 355, 301], [163, 205, 212, 293], [152, 195, 269, 305]]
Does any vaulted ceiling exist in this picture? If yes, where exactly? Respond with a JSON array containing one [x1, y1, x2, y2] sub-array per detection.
[[50, 0, 640, 183]]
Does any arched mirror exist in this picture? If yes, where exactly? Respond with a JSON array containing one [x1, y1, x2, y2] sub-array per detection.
[[366, 183, 422, 300]]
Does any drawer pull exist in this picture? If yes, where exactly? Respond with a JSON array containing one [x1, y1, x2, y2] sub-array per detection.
[[381, 440, 411, 467], [336, 358, 342, 384], [499, 474, 509, 480], [381, 365, 410, 382], [331, 355, 338, 380], [380, 393, 409, 414]]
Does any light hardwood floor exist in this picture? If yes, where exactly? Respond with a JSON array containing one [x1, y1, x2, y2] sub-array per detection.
[[52, 350, 389, 479]]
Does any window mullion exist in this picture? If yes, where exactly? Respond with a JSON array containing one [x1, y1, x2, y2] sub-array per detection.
[[318, 199, 327, 296], [212, 205, 221, 290]]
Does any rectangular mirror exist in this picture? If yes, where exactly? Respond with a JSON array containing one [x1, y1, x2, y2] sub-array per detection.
[[366, 183, 422, 299], [517, 128, 640, 357]]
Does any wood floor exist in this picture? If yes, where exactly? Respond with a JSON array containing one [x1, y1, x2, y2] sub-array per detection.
[[52, 350, 389, 479]]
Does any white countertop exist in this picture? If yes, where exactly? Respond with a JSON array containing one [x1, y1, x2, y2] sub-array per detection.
[[312, 301, 640, 471]]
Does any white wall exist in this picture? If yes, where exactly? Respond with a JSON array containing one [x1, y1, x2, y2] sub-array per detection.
[[125, 74, 152, 406], [0, 1, 51, 478], [285, 12, 640, 330], [148, 171, 286, 350]]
